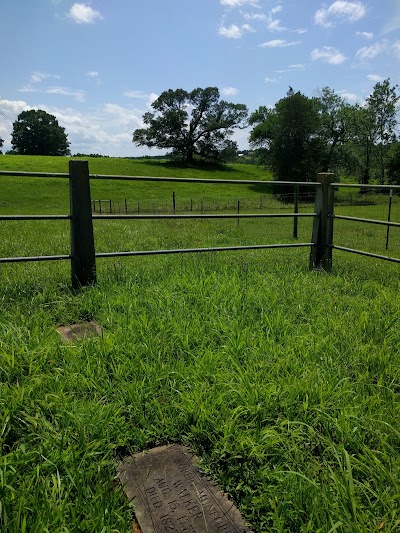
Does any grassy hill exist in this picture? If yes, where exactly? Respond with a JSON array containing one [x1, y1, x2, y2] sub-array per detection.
[[0, 155, 275, 215]]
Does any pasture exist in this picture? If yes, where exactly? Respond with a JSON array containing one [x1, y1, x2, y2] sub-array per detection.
[[0, 156, 399, 532]]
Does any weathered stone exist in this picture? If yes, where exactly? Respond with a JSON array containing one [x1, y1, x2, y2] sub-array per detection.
[[118, 444, 251, 533], [57, 321, 101, 343]]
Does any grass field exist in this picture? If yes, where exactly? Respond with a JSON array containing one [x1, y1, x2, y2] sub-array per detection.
[[1, 156, 399, 532]]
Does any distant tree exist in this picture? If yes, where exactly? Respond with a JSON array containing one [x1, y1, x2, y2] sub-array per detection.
[[249, 90, 324, 182], [366, 79, 399, 183], [11, 110, 70, 156], [0, 137, 3, 154], [132, 87, 248, 164]]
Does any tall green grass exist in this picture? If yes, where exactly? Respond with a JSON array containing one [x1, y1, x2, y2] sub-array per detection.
[[1, 254, 399, 531]]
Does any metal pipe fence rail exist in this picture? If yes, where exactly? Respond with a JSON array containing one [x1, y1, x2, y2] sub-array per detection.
[[0, 161, 321, 288]]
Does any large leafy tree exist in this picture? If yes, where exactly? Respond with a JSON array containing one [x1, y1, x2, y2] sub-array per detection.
[[366, 79, 399, 183], [11, 110, 70, 156], [249, 90, 323, 182], [133, 87, 248, 163]]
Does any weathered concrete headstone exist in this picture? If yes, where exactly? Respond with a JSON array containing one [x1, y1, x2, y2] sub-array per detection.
[[57, 321, 101, 343], [118, 444, 251, 533]]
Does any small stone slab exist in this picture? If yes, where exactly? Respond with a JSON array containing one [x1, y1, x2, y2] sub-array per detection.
[[118, 444, 251, 533], [57, 321, 101, 343]]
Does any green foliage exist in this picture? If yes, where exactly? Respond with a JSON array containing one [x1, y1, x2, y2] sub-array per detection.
[[316, 87, 353, 171], [250, 80, 400, 186], [11, 110, 70, 156], [249, 91, 324, 183], [133, 87, 248, 163], [387, 142, 400, 184], [0, 136, 3, 154]]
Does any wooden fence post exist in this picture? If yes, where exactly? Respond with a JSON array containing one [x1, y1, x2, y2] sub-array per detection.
[[309, 173, 335, 271], [69, 160, 96, 288]]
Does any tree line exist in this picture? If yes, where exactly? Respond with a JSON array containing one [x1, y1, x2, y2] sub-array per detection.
[[248, 82, 400, 186], [3, 80, 400, 184]]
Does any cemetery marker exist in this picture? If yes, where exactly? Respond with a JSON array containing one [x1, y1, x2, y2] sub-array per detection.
[[118, 444, 251, 533]]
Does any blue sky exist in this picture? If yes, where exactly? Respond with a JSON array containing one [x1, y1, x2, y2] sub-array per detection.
[[1, 0, 399, 156]]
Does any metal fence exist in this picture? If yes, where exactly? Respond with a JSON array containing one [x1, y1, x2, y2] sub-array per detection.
[[330, 182, 400, 265], [0, 161, 399, 288]]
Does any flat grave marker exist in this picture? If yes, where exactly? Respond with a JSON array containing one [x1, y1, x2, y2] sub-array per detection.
[[118, 444, 251, 533], [57, 321, 101, 343]]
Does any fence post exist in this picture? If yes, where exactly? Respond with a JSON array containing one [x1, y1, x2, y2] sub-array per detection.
[[309, 173, 335, 271], [69, 160, 96, 288]]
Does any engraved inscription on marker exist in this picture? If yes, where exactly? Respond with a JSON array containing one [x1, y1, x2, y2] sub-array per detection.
[[118, 444, 251, 533]]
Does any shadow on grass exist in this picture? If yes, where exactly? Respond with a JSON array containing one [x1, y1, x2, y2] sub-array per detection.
[[141, 159, 236, 173]]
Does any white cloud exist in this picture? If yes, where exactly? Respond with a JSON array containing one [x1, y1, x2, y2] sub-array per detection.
[[68, 3, 103, 24], [266, 3, 287, 32], [218, 22, 254, 38], [0, 98, 32, 118], [30, 71, 60, 84], [147, 93, 158, 106], [259, 39, 300, 48], [392, 41, 400, 59], [220, 0, 259, 6], [103, 103, 138, 127], [218, 23, 242, 38], [18, 78, 86, 102], [293, 28, 308, 34], [265, 77, 278, 83], [367, 74, 385, 82], [271, 5, 283, 15], [123, 90, 149, 99], [18, 85, 39, 94], [337, 90, 359, 102], [123, 91, 158, 108], [311, 46, 347, 64], [275, 64, 305, 74], [267, 18, 287, 31], [221, 86, 239, 96], [242, 23, 255, 32], [315, 1, 366, 28], [242, 12, 266, 21], [85, 71, 102, 85], [46, 87, 86, 102], [356, 41, 387, 61], [356, 31, 373, 39]]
